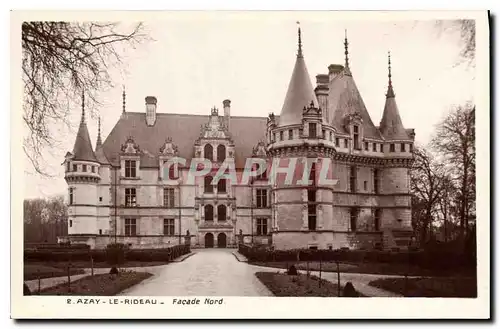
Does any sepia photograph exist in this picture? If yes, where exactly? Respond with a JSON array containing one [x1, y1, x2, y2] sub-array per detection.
[[11, 10, 490, 319]]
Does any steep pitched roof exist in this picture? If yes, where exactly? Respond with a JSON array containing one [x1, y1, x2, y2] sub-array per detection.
[[278, 27, 319, 127], [72, 98, 98, 162], [379, 53, 411, 140], [327, 70, 383, 140], [101, 112, 268, 168]]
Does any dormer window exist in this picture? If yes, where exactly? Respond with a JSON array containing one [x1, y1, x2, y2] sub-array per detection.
[[353, 126, 360, 150], [217, 144, 226, 162], [204, 144, 213, 161], [309, 123, 317, 138], [125, 160, 137, 178]]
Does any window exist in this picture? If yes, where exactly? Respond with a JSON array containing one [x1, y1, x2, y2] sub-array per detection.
[[380, 144, 384, 153], [164, 218, 175, 236], [390, 144, 395, 152], [365, 142, 369, 151], [164, 188, 175, 208], [308, 204, 317, 230], [124, 160, 137, 178], [335, 138, 340, 147], [410, 143, 414, 152], [125, 188, 137, 207], [217, 145, 226, 162], [99, 197, 102, 202], [373, 169, 380, 194], [217, 205, 226, 221], [99, 229, 102, 235], [280, 131, 284, 141], [309, 162, 316, 186], [309, 246, 318, 250], [204, 144, 213, 161], [73, 164, 77, 172], [69, 188, 74, 205], [288, 129, 293, 140], [66, 162, 70, 172], [257, 218, 268, 235], [350, 208, 358, 232], [125, 218, 137, 236], [69, 220, 72, 228], [204, 176, 213, 193], [344, 139, 348, 148], [330, 131, 333, 141], [92, 166, 95, 173], [168, 164, 178, 180], [82, 164, 87, 172], [308, 189, 316, 202], [217, 179, 227, 193], [273, 132, 276, 142], [349, 166, 357, 193], [256, 189, 268, 208], [372, 143, 377, 152], [401, 143, 406, 152], [322, 129, 326, 139], [256, 163, 267, 180], [363, 181, 367, 191], [204, 205, 214, 221], [328, 245, 333, 250], [299, 128, 304, 136], [374, 209, 381, 231], [309, 123, 317, 138], [353, 126, 360, 150]]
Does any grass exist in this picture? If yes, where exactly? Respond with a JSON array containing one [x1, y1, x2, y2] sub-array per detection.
[[368, 277, 477, 297], [26, 260, 169, 269], [38, 270, 153, 296], [255, 271, 364, 297], [251, 261, 475, 277], [24, 264, 85, 281]]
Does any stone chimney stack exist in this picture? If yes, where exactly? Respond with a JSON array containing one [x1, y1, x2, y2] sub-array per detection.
[[145, 96, 157, 126], [328, 64, 344, 82], [223, 99, 231, 130]]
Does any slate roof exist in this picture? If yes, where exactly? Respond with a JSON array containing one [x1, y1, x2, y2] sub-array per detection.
[[327, 70, 383, 140], [101, 112, 268, 168], [379, 89, 411, 140], [72, 120, 98, 162]]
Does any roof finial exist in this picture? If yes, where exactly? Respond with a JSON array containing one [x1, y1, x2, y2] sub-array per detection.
[[344, 29, 352, 76], [96, 116, 102, 146], [297, 21, 303, 58], [122, 85, 126, 113], [386, 51, 395, 98], [81, 90, 86, 124]]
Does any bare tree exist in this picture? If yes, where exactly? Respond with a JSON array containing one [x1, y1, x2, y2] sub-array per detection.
[[410, 147, 447, 244], [435, 19, 476, 67], [22, 22, 149, 175], [24, 196, 68, 243], [431, 104, 475, 241]]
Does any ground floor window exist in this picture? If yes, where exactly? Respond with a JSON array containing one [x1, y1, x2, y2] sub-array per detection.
[[125, 218, 137, 236], [257, 218, 268, 235], [164, 218, 175, 236]]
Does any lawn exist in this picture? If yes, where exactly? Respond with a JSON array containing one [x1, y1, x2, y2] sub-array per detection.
[[251, 260, 475, 277], [368, 277, 477, 297], [255, 272, 364, 297], [38, 270, 153, 296], [24, 264, 85, 281], [26, 260, 169, 270]]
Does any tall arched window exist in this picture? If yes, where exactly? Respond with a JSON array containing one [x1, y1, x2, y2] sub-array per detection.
[[217, 179, 226, 193], [204, 144, 213, 161], [204, 176, 213, 193], [204, 205, 214, 221], [217, 144, 226, 162], [217, 205, 226, 221]]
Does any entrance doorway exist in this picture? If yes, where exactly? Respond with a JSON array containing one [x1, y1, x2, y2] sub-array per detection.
[[217, 233, 227, 248], [204, 233, 214, 248]]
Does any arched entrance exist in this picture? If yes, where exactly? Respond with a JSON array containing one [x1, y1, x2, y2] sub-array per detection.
[[217, 233, 227, 248], [204, 233, 214, 248]]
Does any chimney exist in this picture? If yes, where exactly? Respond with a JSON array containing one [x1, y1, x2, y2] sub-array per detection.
[[145, 96, 157, 126], [328, 64, 344, 81], [315, 74, 329, 118], [223, 99, 231, 130]]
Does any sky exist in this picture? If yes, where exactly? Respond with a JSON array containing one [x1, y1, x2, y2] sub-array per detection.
[[22, 13, 476, 199]]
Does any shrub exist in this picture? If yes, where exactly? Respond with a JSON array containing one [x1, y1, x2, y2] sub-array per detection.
[[287, 265, 298, 275], [105, 243, 128, 267], [109, 267, 119, 275]]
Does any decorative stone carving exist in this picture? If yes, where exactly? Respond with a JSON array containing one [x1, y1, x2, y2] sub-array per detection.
[[159, 137, 179, 156], [252, 141, 267, 157], [120, 136, 140, 154], [344, 112, 363, 127]]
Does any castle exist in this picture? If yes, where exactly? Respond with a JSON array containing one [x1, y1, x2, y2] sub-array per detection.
[[62, 28, 415, 250]]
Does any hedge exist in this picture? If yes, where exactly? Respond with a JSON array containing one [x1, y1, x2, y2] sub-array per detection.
[[238, 244, 475, 270], [24, 244, 191, 263]]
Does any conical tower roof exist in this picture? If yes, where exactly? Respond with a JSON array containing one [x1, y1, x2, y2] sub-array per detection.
[[72, 93, 98, 162], [278, 25, 319, 127], [379, 52, 411, 140], [328, 32, 383, 139]]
